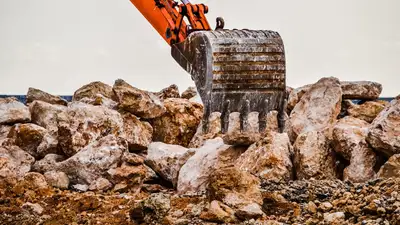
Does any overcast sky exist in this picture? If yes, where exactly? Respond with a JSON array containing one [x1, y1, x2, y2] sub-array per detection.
[[0, 0, 399, 97]]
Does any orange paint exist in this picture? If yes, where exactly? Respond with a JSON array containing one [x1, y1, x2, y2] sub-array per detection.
[[129, 0, 211, 45]]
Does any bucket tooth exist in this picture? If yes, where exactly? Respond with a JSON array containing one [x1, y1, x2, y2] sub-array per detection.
[[240, 100, 250, 131], [171, 29, 286, 134], [221, 100, 231, 134]]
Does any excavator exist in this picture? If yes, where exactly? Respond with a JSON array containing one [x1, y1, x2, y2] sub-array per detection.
[[129, 0, 287, 134]]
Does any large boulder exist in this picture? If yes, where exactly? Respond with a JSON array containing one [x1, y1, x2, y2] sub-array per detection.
[[0, 139, 35, 180], [367, 97, 400, 156], [293, 131, 338, 180], [29, 101, 67, 156], [113, 79, 166, 119], [222, 112, 262, 146], [107, 162, 147, 193], [26, 87, 68, 106], [236, 132, 293, 182], [189, 112, 222, 148], [151, 98, 203, 147], [177, 138, 246, 194], [7, 123, 50, 159], [288, 77, 342, 143], [145, 142, 195, 187], [377, 154, 400, 179], [0, 97, 31, 125], [122, 113, 153, 151], [208, 166, 262, 209], [347, 100, 388, 123], [78, 94, 118, 110], [341, 81, 382, 100], [33, 135, 126, 185], [57, 102, 124, 157], [153, 84, 180, 100], [29, 100, 66, 133], [73, 81, 114, 101], [287, 84, 312, 112], [332, 117, 376, 183]]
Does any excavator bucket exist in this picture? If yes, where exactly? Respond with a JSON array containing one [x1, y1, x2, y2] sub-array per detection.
[[171, 29, 287, 134]]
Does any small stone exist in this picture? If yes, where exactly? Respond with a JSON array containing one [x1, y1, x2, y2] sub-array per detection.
[[181, 86, 197, 99], [200, 200, 237, 223], [44, 171, 69, 189], [307, 201, 317, 214], [235, 203, 264, 220], [319, 202, 333, 212], [88, 177, 112, 191], [324, 212, 345, 223], [122, 152, 144, 166], [378, 154, 400, 178], [113, 182, 128, 192], [16, 172, 48, 190], [22, 202, 44, 215], [377, 207, 386, 214], [153, 84, 180, 100], [72, 184, 89, 192]]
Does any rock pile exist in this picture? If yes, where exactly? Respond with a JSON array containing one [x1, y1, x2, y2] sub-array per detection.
[[1, 77, 399, 224]]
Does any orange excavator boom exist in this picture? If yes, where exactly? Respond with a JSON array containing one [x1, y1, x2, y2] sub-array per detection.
[[129, 0, 287, 134], [129, 0, 212, 45]]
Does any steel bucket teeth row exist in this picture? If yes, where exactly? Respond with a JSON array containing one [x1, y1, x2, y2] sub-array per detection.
[[171, 29, 286, 134], [202, 98, 288, 134]]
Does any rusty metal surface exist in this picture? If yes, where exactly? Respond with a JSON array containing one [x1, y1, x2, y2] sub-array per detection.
[[171, 29, 287, 133]]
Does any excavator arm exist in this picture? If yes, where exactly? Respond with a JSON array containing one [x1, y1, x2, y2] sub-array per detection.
[[129, 0, 287, 134], [129, 0, 212, 45]]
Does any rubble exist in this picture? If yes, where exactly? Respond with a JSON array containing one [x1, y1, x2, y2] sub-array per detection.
[[181, 86, 197, 99], [145, 142, 195, 187], [341, 81, 382, 100], [151, 98, 203, 147], [287, 77, 342, 143], [367, 97, 400, 156], [113, 79, 166, 119], [332, 116, 376, 182], [1, 77, 399, 224], [177, 138, 245, 194], [57, 102, 125, 156], [7, 123, 49, 159], [236, 132, 293, 182], [154, 84, 180, 99], [346, 100, 388, 123], [27, 87, 68, 106], [293, 130, 338, 180], [0, 97, 31, 125], [72, 81, 114, 101], [0, 139, 35, 180], [121, 113, 153, 151]]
